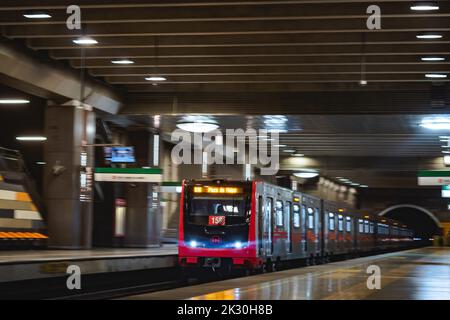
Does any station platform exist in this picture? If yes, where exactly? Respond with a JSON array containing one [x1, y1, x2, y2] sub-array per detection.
[[126, 247, 450, 300], [0, 245, 178, 283]]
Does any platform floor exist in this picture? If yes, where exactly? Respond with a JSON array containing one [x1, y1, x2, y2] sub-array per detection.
[[126, 247, 450, 300], [0, 244, 178, 283], [0, 244, 178, 264]]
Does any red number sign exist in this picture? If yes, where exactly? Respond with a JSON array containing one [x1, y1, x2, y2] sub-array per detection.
[[209, 215, 226, 226]]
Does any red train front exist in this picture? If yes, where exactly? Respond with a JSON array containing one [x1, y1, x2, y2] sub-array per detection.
[[178, 179, 259, 272]]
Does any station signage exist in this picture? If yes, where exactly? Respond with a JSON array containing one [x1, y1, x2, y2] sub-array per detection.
[[418, 170, 450, 186], [94, 168, 163, 183]]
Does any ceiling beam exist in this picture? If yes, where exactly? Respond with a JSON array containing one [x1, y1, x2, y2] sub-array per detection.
[[0, 38, 123, 113]]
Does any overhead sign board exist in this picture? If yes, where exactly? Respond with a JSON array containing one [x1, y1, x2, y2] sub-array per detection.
[[418, 170, 450, 186], [94, 168, 163, 183]]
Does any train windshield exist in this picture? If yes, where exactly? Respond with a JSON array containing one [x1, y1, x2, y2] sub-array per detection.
[[188, 195, 250, 225]]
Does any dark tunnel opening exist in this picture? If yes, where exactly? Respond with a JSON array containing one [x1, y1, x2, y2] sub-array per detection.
[[383, 207, 442, 245]]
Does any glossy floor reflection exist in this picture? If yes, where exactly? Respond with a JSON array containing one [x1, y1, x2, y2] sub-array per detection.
[[126, 247, 450, 300]]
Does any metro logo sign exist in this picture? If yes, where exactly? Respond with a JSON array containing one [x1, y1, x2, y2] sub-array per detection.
[[209, 215, 226, 226]]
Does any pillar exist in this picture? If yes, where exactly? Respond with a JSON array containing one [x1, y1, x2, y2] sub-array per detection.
[[44, 101, 95, 249], [442, 223, 450, 246], [124, 130, 162, 247]]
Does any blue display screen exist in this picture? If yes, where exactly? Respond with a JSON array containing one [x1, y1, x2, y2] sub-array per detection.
[[110, 147, 135, 163]]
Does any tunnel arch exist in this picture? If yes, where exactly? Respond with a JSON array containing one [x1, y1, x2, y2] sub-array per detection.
[[378, 204, 441, 228]]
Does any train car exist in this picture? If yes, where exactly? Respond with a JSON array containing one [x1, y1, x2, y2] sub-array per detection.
[[322, 201, 357, 261], [178, 179, 414, 274]]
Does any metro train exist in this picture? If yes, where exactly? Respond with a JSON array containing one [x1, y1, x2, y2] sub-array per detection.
[[178, 179, 414, 273]]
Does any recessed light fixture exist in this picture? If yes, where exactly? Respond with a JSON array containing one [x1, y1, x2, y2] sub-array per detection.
[[16, 136, 47, 141], [421, 57, 446, 62], [425, 73, 447, 79], [274, 144, 287, 147], [410, 3, 439, 11], [36, 161, 46, 165], [73, 37, 98, 45], [416, 34, 443, 39], [0, 99, 30, 104], [359, 80, 368, 86], [420, 117, 450, 130], [111, 59, 135, 65], [267, 129, 288, 133], [176, 122, 219, 133], [23, 12, 52, 19], [293, 153, 305, 157], [360, 185, 369, 188], [293, 172, 319, 179], [283, 149, 296, 153], [145, 76, 167, 82]]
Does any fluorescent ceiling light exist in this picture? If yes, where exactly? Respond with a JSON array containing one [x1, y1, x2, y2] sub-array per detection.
[[360, 185, 369, 188], [36, 161, 46, 165], [293, 172, 319, 179], [283, 149, 296, 153], [176, 122, 219, 133], [425, 73, 447, 79], [145, 76, 167, 81], [23, 12, 52, 19], [274, 144, 287, 147], [0, 99, 30, 104], [293, 153, 304, 157], [73, 37, 98, 45], [442, 151, 450, 154], [410, 3, 439, 11], [421, 57, 446, 62], [350, 183, 360, 186], [111, 59, 134, 65], [420, 117, 450, 130], [16, 136, 47, 141], [416, 34, 442, 39]]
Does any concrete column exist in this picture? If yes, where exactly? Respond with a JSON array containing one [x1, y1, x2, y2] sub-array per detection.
[[44, 101, 95, 249], [124, 130, 161, 247]]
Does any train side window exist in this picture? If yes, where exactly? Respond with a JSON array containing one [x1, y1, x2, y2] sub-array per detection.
[[358, 219, 364, 233], [369, 222, 374, 234], [338, 214, 344, 231], [275, 200, 284, 227], [285, 201, 291, 228], [293, 204, 300, 228], [346, 216, 352, 232], [307, 207, 314, 230], [364, 220, 369, 233], [265, 197, 273, 221], [328, 212, 335, 231]]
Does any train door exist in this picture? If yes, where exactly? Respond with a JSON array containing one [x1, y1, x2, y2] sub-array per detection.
[[286, 201, 292, 253], [258, 195, 264, 256], [264, 197, 273, 256], [301, 204, 307, 252]]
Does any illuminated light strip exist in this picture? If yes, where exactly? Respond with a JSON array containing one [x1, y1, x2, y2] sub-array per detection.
[[0, 190, 32, 202], [0, 232, 47, 239], [14, 210, 42, 220]]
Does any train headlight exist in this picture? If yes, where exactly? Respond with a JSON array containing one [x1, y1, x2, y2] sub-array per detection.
[[234, 241, 243, 249], [189, 240, 198, 248]]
